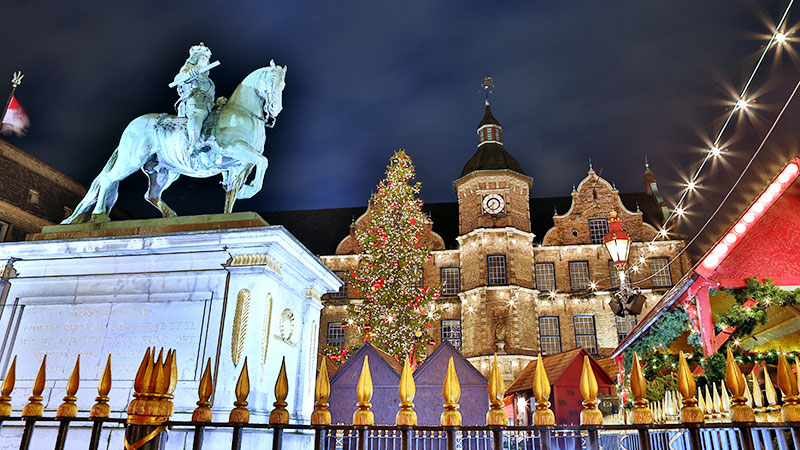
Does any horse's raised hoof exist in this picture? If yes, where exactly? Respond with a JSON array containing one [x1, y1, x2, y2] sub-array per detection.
[[89, 213, 111, 223]]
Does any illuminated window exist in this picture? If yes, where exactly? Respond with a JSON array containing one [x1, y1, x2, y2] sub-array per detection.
[[649, 258, 672, 287], [487, 255, 507, 286], [440, 268, 460, 296], [574, 315, 598, 354], [326, 321, 345, 348], [329, 271, 348, 299], [538, 316, 562, 356], [608, 260, 620, 288], [568, 261, 590, 290], [588, 219, 609, 244], [616, 315, 637, 343], [441, 319, 462, 350], [535, 262, 556, 291]]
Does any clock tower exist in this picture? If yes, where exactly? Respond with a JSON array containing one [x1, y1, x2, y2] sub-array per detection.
[[454, 84, 536, 368]]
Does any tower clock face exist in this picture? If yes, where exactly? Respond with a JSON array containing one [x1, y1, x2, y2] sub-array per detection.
[[482, 194, 505, 214]]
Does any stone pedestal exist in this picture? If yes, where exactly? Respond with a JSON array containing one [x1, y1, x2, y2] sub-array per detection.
[[0, 213, 341, 449]]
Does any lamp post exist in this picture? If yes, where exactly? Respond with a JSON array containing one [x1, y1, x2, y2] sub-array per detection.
[[603, 211, 644, 316]]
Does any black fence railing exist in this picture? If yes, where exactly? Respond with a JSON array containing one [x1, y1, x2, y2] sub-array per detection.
[[1, 416, 798, 450]]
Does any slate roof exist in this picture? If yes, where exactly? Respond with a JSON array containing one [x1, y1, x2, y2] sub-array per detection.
[[259, 192, 663, 255], [478, 102, 501, 127], [459, 144, 526, 177]]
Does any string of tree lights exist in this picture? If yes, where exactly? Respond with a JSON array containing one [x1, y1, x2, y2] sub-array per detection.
[[332, 151, 443, 366]]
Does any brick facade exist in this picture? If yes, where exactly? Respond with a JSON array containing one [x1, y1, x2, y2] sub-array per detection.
[[311, 103, 690, 384]]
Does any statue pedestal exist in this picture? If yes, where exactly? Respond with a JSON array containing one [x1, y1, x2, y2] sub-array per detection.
[[0, 214, 341, 449]]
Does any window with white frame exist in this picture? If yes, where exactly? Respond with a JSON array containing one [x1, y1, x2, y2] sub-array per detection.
[[326, 321, 345, 348], [440, 268, 460, 296], [441, 319, 462, 350], [649, 258, 673, 287], [616, 315, 637, 343], [535, 262, 556, 291], [608, 260, 620, 288], [487, 255, 507, 286], [538, 316, 562, 356], [574, 315, 598, 354], [588, 218, 610, 244], [329, 271, 348, 299], [568, 261, 590, 290]]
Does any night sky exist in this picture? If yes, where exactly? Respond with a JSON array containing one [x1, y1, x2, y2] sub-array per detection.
[[2, 1, 800, 254]]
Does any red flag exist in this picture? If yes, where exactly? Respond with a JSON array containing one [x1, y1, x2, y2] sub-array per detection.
[[1, 96, 30, 137]]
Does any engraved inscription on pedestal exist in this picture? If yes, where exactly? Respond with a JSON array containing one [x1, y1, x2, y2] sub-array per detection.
[[14, 301, 207, 380]]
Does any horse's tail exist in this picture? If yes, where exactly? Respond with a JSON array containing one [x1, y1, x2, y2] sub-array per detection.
[[60, 148, 120, 224]]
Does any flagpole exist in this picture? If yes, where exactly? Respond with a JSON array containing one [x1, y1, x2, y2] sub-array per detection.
[[1, 71, 23, 125]]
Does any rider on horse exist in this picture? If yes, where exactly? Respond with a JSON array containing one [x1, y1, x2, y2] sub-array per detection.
[[173, 43, 216, 151]]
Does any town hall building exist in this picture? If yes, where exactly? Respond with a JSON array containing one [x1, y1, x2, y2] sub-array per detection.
[[262, 100, 692, 383]]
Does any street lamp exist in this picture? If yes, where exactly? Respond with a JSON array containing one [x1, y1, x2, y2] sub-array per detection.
[[603, 211, 644, 317]]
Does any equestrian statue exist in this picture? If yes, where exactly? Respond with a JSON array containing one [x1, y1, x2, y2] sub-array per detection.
[[62, 43, 287, 224]]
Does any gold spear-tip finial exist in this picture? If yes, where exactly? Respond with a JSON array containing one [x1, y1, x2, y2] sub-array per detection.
[[580, 355, 602, 425], [269, 357, 290, 424], [777, 350, 800, 422], [763, 364, 782, 422], [353, 355, 374, 425], [396, 358, 417, 426], [630, 352, 653, 424], [677, 351, 703, 423], [441, 357, 462, 426], [22, 355, 46, 417], [192, 358, 213, 422], [726, 346, 754, 422], [487, 354, 506, 425], [57, 355, 80, 418], [311, 358, 331, 425], [229, 357, 250, 423], [91, 355, 112, 418], [0, 356, 16, 417], [532, 353, 554, 425]]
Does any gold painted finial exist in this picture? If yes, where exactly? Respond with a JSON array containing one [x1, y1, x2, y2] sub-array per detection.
[[482, 77, 494, 101], [396, 358, 417, 426], [752, 370, 766, 423], [580, 355, 602, 425], [677, 351, 704, 423], [22, 355, 46, 417], [127, 348, 178, 425], [725, 347, 753, 422], [91, 355, 112, 418], [630, 353, 653, 424], [532, 353, 554, 425], [57, 355, 80, 418], [763, 364, 782, 422], [0, 356, 16, 417], [311, 358, 331, 425], [353, 355, 374, 425], [712, 383, 722, 422], [441, 357, 462, 426], [270, 357, 290, 424], [192, 358, 213, 422], [229, 357, 250, 423], [487, 354, 506, 425], [777, 351, 800, 422]]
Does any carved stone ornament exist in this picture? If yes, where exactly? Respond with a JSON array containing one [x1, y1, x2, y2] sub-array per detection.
[[279, 309, 294, 343]]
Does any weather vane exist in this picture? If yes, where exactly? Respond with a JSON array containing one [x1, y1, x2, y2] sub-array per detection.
[[481, 76, 494, 101]]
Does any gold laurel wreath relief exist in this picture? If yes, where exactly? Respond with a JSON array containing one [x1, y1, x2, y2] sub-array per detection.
[[261, 294, 274, 366], [231, 289, 251, 366]]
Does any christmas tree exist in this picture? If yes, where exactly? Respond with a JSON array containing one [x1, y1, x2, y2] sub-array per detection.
[[344, 150, 441, 365]]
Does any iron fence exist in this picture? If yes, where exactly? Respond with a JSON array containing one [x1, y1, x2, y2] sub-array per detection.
[[0, 415, 798, 450]]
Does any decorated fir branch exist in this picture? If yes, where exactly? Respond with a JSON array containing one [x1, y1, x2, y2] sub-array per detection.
[[339, 151, 441, 364]]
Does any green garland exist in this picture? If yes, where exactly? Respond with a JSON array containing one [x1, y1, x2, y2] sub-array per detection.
[[623, 309, 690, 372], [715, 278, 800, 340]]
